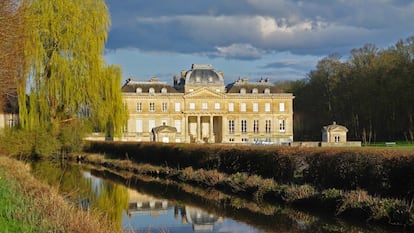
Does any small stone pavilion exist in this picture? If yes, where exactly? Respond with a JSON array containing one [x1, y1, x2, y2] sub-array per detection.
[[321, 121, 361, 147], [322, 121, 348, 143], [151, 124, 177, 143]]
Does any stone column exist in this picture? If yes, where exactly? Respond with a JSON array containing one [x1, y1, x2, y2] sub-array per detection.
[[197, 115, 201, 142], [184, 115, 188, 143], [209, 115, 214, 143]]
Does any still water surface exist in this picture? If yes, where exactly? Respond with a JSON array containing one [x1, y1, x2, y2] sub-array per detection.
[[30, 161, 403, 233]]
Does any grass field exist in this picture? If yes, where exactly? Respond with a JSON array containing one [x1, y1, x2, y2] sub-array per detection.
[[363, 141, 414, 149]]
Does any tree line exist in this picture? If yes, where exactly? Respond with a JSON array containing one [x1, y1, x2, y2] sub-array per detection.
[[283, 37, 414, 143]]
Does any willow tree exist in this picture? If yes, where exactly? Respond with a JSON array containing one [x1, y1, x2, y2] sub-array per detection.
[[18, 0, 127, 137]]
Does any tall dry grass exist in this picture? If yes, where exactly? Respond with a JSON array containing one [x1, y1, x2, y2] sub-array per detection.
[[0, 156, 119, 233]]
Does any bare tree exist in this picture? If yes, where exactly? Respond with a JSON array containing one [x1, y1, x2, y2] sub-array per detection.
[[0, 0, 27, 114]]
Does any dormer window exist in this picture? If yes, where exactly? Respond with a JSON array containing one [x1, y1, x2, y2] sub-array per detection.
[[264, 88, 270, 94], [208, 77, 213, 82], [136, 88, 142, 93], [252, 88, 258, 94], [240, 88, 246, 94], [149, 88, 155, 94], [161, 88, 167, 93]]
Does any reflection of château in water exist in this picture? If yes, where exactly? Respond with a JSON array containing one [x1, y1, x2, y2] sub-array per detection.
[[127, 189, 223, 232], [127, 189, 172, 217], [175, 206, 224, 232]]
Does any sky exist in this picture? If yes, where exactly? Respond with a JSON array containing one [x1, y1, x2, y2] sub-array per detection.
[[104, 0, 414, 85]]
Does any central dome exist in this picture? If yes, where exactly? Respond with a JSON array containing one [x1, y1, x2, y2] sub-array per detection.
[[185, 64, 224, 85]]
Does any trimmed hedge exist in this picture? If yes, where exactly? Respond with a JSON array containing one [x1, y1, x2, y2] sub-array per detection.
[[84, 141, 414, 199], [303, 150, 414, 199], [84, 142, 300, 183]]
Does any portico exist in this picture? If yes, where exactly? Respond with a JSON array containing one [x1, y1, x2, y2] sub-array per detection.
[[186, 115, 223, 143]]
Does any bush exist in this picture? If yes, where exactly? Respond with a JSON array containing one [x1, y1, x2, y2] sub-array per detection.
[[0, 128, 60, 158]]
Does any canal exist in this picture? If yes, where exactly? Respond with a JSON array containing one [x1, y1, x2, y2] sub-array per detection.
[[29, 160, 404, 233]]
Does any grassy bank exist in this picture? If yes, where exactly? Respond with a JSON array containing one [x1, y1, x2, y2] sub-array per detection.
[[0, 156, 119, 233], [72, 153, 414, 228]]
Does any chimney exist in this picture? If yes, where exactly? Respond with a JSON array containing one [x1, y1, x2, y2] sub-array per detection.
[[173, 75, 178, 85], [181, 70, 186, 79]]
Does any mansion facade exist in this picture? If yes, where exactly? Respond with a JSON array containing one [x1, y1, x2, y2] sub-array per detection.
[[121, 64, 294, 144]]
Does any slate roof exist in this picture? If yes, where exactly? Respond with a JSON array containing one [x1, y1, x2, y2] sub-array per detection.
[[225, 78, 278, 94], [121, 78, 180, 93]]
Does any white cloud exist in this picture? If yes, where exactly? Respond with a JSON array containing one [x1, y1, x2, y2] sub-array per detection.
[[215, 43, 264, 59]]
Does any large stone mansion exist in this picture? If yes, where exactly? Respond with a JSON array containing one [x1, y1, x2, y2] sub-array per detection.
[[121, 64, 294, 144]]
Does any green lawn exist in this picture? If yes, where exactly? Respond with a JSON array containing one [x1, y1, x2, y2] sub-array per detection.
[[363, 141, 414, 149]]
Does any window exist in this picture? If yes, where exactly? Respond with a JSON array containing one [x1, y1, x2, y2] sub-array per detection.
[[265, 120, 271, 133], [241, 120, 247, 133], [215, 103, 220, 110], [279, 102, 285, 112], [162, 102, 168, 112], [335, 135, 340, 142], [136, 119, 143, 133], [229, 138, 235, 142], [264, 88, 270, 94], [252, 88, 258, 94], [240, 88, 246, 94], [228, 103, 234, 112], [175, 120, 181, 133], [161, 87, 167, 93], [253, 120, 259, 134], [265, 103, 271, 112], [149, 102, 155, 112], [242, 138, 249, 142], [136, 102, 142, 112], [240, 103, 246, 112], [149, 88, 155, 94], [189, 102, 195, 110], [175, 102, 181, 112], [253, 103, 258, 112], [279, 119, 286, 132], [228, 120, 235, 134], [8, 118, 15, 128], [148, 119, 155, 132], [202, 102, 208, 110], [136, 88, 142, 93]]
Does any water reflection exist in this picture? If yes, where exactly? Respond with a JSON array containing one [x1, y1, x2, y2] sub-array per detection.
[[30, 161, 406, 233], [124, 188, 258, 233]]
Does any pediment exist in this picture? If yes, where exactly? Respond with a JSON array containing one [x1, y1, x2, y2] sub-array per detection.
[[184, 88, 226, 99]]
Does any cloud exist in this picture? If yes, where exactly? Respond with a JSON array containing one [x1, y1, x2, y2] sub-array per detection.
[[214, 43, 264, 60], [104, 0, 414, 70]]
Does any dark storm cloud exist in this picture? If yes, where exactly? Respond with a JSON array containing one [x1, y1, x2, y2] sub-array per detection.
[[105, 0, 414, 59]]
